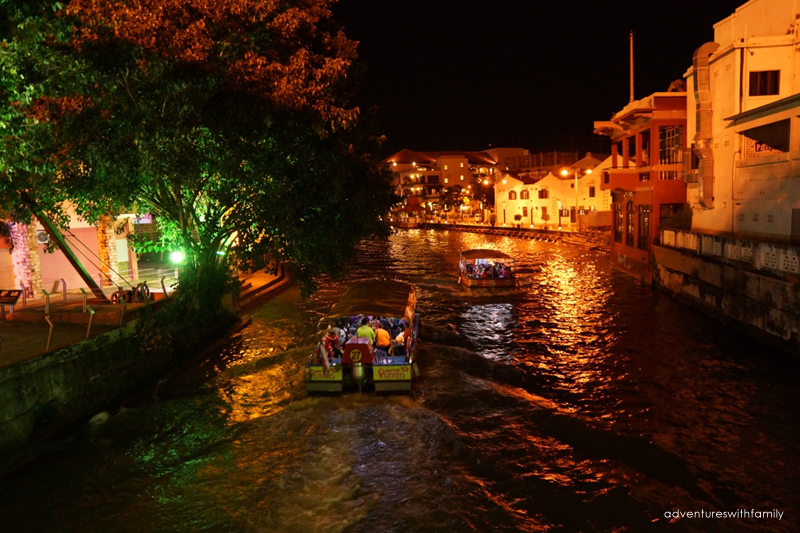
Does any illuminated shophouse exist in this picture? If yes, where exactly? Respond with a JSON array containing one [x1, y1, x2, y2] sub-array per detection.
[[495, 152, 608, 229], [594, 89, 688, 282]]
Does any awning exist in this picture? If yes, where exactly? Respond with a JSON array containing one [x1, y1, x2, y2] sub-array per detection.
[[320, 280, 417, 323], [724, 93, 800, 132]]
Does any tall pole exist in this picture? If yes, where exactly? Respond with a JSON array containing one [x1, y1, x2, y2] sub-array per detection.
[[629, 30, 635, 103], [575, 169, 579, 231]]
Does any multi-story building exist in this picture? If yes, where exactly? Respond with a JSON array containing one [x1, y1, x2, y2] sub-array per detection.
[[494, 153, 608, 229], [594, 90, 688, 282], [384, 148, 526, 219], [684, 0, 800, 243]]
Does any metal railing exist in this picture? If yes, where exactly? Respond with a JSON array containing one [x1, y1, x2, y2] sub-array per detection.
[[33, 267, 179, 302]]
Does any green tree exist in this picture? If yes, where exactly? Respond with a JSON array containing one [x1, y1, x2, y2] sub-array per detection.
[[0, 0, 397, 309], [438, 185, 463, 215]]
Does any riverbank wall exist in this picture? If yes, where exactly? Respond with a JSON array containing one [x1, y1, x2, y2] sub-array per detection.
[[652, 231, 800, 352], [417, 222, 609, 247], [0, 268, 292, 475]]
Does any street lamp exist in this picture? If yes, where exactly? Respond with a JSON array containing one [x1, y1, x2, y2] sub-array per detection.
[[561, 167, 592, 231]]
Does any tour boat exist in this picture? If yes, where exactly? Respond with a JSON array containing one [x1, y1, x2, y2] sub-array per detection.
[[458, 249, 516, 288], [305, 280, 420, 393]]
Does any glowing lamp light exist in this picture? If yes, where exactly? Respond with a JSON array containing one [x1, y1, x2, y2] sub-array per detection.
[[502, 179, 507, 184], [561, 169, 569, 176], [170, 251, 185, 264], [483, 179, 489, 185]]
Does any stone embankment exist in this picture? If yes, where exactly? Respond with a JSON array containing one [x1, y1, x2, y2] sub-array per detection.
[[0, 266, 292, 475]]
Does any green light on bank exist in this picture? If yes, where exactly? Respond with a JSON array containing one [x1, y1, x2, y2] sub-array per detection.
[[170, 251, 185, 264]]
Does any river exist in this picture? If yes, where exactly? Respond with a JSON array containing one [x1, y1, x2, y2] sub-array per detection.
[[0, 229, 798, 532]]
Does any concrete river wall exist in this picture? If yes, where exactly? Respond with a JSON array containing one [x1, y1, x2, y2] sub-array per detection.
[[0, 268, 293, 474], [653, 235, 800, 353], [0, 323, 163, 473]]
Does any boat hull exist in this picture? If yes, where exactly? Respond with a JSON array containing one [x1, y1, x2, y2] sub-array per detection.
[[459, 275, 516, 288], [306, 365, 344, 392]]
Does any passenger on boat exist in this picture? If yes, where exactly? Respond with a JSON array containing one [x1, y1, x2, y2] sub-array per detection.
[[375, 322, 392, 353], [465, 264, 474, 278], [328, 321, 346, 347], [391, 330, 406, 356], [356, 317, 376, 346], [322, 329, 342, 358], [390, 319, 404, 340]]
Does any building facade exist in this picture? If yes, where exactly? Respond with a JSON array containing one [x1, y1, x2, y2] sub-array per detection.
[[2, 211, 136, 297], [384, 148, 527, 220], [684, 0, 800, 244], [494, 153, 609, 229], [594, 91, 688, 282]]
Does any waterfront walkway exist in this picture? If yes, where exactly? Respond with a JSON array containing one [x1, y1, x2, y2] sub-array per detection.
[[419, 222, 609, 249], [0, 266, 287, 369]]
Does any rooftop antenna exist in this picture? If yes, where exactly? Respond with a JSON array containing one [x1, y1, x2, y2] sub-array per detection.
[[629, 30, 635, 103]]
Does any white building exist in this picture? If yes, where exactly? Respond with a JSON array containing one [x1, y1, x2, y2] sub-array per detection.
[[685, 0, 800, 243], [494, 153, 608, 229]]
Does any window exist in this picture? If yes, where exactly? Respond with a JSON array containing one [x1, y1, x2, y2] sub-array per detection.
[[589, 186, 596, 198], [460, 162, 464, 168], [659, 171, 681, 180], [541, 206, 548, 220], [508, 191, 517, 200], [749, 70, 780, 96], [659, 203, 684, 226], [637, 205, 650, 250], [444, 165, 448, 170], [538, 189, 549, 199], [428, 175, 440, 184], [625, 201, 635, 247], [520, 190, 530, 199], [522, 207, 528, 217], [659, 126, 683, 164], [639, 172, 650, 182], [460, 175, 464, 180], [614, 204, 623, 243], [444, 178, 449, 184]]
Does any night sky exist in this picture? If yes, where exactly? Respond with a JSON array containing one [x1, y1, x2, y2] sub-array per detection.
[[333, 0, 747, 157]]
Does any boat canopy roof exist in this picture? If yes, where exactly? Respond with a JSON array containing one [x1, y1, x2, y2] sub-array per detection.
[[460, 249, 514, 261], [320, 280, 417, 323]]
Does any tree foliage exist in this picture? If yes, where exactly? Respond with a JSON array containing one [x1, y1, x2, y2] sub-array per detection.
[[438, 185, 464, 212], [0, 0, 397, 303], [470, 174, 494, 205]]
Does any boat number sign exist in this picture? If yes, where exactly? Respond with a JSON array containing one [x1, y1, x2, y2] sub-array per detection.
[[350, 349, 363, 362]]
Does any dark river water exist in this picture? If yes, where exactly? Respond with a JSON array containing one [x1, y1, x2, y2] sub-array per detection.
[[1, 229, 798, 532]]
